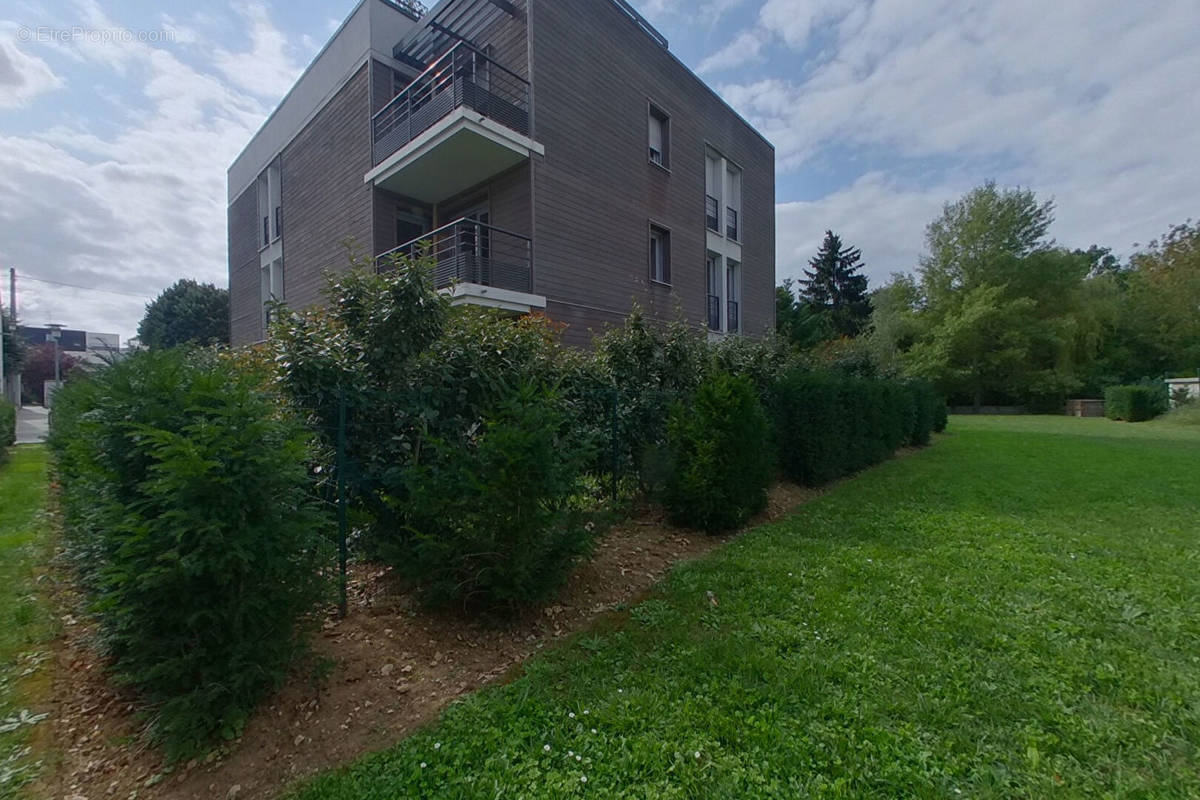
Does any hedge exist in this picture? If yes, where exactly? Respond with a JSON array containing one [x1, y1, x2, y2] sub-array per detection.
[[48, 349, 329, 759], [772, 369, 946, 487], [0, 397, 14, 455], [664, 372, 773, 533], [1105, 384, 1169, 422]]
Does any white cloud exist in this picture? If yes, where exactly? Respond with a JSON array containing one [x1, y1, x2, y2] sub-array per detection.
[[775, 172, 958, 286], [0, 2, 309, 337], [698, 28, 766, 73], [0, 29, 63, 108], [213, 3, 305, 99], [691, 0, 1200, 283]]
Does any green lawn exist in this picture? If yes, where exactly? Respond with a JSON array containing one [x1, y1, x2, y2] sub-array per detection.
[[0, 446, 52, 796], [291, 416, 1200, 799]]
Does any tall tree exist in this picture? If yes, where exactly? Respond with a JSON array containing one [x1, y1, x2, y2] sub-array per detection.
[[775, 278, 830, 348], [919, 181, 1055, 308], [800, 230, 871, 337], [866, 273, 925, 377], [139, 280, 230, 349]]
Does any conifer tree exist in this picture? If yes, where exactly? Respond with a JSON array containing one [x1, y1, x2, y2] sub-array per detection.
[[800, 230, 871, 337]]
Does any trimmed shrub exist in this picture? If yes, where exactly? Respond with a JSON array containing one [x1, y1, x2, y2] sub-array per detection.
[[392, 382, 595, 611], [0, 397, 14, 453], [1105, 384, 1168, 422], [664, 372, 773, 533], [773, 370, 847, 486], [773, 370, 942, 487], [48, 349, 329, 759], [906, 381, 939, 446], [932, 395, 949, 433]]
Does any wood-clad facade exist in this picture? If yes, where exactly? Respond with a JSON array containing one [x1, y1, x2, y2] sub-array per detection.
[[228, 0, 774, 346]]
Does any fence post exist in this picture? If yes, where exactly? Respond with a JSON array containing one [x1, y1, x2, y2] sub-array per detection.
[[609, 387, 619, 503], [336, 386, 349, 619]]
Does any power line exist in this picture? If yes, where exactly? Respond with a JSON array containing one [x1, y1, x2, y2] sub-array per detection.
[[20, 274, 158, 300]]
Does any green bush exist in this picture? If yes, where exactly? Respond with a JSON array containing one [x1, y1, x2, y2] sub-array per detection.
[[1105, 384, 1169, 422], [773, 370, 846, 486], [664, 372, 773, 533], [932, 394, 949, 433], [772, 370, 941, 487], [392, 383, 595, 611], [0, 397, 14, 453], [48, 349, 329, 759], [906, 381, 940, 446]]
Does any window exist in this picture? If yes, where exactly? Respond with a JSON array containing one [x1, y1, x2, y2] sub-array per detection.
[[706, 253, 721, 331], [726, 165, 742, 241], [649, 224, 671, 284], [705, 150, 722, 232], [726, 260, 740, 333], [261, 259, 284, 331], [648, 103, 670, 168]]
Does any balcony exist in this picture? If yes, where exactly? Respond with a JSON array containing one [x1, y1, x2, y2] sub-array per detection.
[[726, 207, 739, 241], [707, 294, 721, 331], [365, 42, 543, 203], [378, 217, 545, 314]]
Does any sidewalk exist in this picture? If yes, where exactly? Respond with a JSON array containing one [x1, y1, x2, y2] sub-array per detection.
[[15, 405, 49, 445]]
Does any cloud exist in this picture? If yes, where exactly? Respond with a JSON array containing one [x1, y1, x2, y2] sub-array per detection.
[[213, 3, 305, 99], [0, 2, 309, 337], [775, 172, 958, 286], [0, 31, 63, 108], [688, 0, 1200, 282], [698, 28, 766, 73]]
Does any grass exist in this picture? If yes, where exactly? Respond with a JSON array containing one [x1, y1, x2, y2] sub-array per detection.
[[0, 446, 53, 797], [1154, 404, 1200, 429], [289, 416, 1200, 799]]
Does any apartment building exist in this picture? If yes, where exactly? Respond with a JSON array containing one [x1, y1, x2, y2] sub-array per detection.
[[227, 0, 775, 346]]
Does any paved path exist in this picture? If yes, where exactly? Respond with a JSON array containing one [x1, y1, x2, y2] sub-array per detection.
[[15, 405, 49, 445]]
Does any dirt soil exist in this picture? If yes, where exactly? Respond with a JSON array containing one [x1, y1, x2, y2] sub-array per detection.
[[38, 481, 821, 800]]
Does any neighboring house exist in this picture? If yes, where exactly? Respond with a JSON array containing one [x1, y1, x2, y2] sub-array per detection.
[[19, 326, 121, 365], [227, 0, 775, 347]]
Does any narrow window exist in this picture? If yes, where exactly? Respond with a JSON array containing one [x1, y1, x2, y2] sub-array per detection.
[[648, 104, 670, 168], [726, 260, 741, 333], [726, 165, 742, 241], [261, 259, 284, 332], [705, 150, 721, 232], [649, 224, 671, 284], [706, 253, 721, 331]]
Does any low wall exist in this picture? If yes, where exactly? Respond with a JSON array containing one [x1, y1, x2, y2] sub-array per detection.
[[949, 406, 1026, 415], [1065, 399, 1105, 418]]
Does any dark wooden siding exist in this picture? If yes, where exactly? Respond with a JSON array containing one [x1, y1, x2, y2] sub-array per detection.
[[529, 0, 775, 344], [228, 185, 261, 344], [278, 62, 374, 313]]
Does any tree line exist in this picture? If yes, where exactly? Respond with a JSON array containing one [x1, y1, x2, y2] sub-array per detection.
[[777, 181, 1200, 410]]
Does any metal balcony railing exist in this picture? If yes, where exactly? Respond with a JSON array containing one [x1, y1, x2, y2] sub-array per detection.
[[707, 294, 721, 331], [705, 195, 719, 232], [372, 41, 530, 165], [727, 300, 740, 333], [378, 217, 532, 294], [726, 207, 739, 241]]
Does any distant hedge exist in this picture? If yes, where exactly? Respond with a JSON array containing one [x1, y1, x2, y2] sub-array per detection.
[[772, 370, 946, 487], [1105, 385, 1168, 422], [0, 398, 14, 455], [48, 349, 329, 760]]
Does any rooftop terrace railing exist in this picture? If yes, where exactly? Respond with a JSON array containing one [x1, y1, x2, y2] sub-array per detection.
[[372, 41, 530, 165]]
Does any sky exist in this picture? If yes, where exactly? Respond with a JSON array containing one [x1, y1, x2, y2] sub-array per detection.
[[1, 0, 1198, 340]]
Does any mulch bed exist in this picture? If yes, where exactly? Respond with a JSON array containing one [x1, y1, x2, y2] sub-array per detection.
[[37, 481, 820, 800]]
